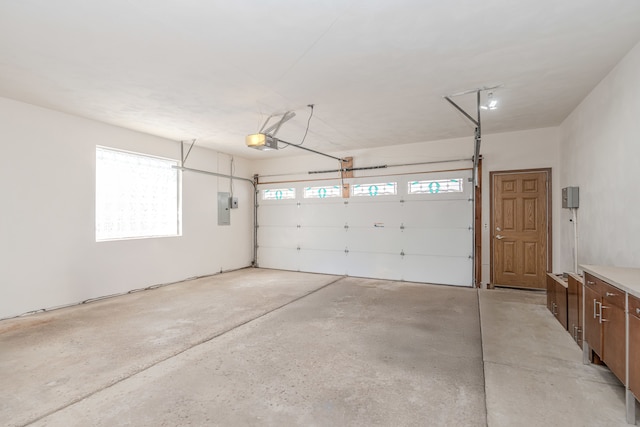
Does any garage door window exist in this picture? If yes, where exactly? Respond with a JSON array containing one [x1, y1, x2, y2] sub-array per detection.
[[96, 147, 181, 241], [408, 179, 463, 194], [352, 182, 397, 197], [262, 188, 296, 200], [304, 185, 341, 199]]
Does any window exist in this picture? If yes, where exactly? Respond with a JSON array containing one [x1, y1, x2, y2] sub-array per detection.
[[96, 147, 180, 241], [262, 188, 296, 200], [304, 185, 342, 199], [352, 182, 397, 197], [408, 178, 463, 194]]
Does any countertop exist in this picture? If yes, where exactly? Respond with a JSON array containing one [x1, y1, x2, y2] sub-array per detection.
[[581, 264, 640, 298]]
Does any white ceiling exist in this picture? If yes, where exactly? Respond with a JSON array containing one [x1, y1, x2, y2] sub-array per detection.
[[1, 1, 640, 159]]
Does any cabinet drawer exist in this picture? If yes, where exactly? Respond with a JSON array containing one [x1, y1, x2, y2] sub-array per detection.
[[600, 281, 625, 310], [630, 294, 640, 319], [584, 273, 605, 295]]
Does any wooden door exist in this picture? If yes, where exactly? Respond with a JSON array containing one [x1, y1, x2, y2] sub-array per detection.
[[492, 170, 550, 289]]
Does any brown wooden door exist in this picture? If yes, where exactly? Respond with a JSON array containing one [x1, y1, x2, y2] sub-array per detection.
[[492, 170, 550, 289]]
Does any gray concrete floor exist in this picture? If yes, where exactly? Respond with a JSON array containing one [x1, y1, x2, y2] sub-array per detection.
[[0, 269, 638, 426]]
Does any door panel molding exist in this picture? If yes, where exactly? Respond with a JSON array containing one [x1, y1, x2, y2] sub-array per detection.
[[490, 168, 552, 289]]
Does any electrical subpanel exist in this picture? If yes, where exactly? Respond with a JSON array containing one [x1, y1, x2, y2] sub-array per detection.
[[562, 186, 579, 208]]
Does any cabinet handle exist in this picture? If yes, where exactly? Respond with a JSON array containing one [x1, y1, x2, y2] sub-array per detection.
[[587, 280, 595, 286], [636, 308, 640, 315], [593, 299, 599, 319], [599, 304, 607, 323], [605, 292, 617, 297]]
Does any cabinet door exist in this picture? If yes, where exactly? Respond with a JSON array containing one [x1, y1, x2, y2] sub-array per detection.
[[567, 275, 580, 342], [577, 279, 582, 348], [584, 285, 602, 357], [601, 304, 626, 383], [546, 273, 555, 313], [630, 311, 640, 397], [555, 281, 568, 330]]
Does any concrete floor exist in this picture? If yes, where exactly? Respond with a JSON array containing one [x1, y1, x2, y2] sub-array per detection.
[[480, 287, 640, 427], [0, 269, 638, 426]]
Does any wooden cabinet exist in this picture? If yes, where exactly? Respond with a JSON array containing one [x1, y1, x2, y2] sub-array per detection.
[[629, 295, 640, 398], [582, 265, 640, 424], [601, 281, 626, 382], [584, 273, 626, 381], [584, 279, 602, 358], [546, 273, 568, 330], [568, 274, 583, 347]]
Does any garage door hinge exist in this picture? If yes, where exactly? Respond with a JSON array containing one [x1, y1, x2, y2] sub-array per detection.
[[400, 199, 405, 203], [344, 247, 349, 254], [297, 246, 300, 251], [344, 200, 349, 205], [344, 223, 349, 230], [400, 223, 405, 230], [468, 225, 472, 230], [400, 250, 405, 257], [297, 224, 301, 228], [468, 197, 473, 202], [468, 255, 473, 259], [297, 202, 301, 207]]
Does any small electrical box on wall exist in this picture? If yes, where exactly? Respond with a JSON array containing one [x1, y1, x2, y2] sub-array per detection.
[[562, 186, 579, 208], [230, 197, 238, 209]]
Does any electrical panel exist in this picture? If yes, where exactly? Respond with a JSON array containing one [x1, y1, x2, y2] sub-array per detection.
[[562, 186, 579, 208], [218, 192, 231, 225]]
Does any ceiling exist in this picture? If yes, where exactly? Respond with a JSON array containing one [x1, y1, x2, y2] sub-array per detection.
[[1, 1, 640, 159]]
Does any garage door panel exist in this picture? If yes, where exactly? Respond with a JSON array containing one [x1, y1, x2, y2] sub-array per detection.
[[258, 203, 298, 226], [346, 252, 403, 281], [402, 255, 471, 286], [299, 227, 346, 251], [298, 249, 347, 275], [299, 203, 346, 227], [258, 226, 298, 249], [346, 200, 402, 227], [258, 247, 298, 271], [347, 227, 403, 253], [402, 200, 471, 227], [403, 228, 471, 257]]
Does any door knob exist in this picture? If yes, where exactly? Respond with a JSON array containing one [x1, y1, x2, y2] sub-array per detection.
[[496, 235, 504, 240]]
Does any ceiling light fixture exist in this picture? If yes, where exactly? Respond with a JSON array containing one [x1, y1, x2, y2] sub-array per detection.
[[480, 92, 498, 110]]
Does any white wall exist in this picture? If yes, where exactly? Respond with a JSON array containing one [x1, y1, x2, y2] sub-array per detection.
[[252, 126, 561, 286], [0, 97, 255, 319], [559, 40, 640, 271]]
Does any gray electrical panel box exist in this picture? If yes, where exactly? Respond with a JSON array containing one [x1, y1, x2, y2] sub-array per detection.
[[218, 192, 231, 225], [562, 186, 579, 208]]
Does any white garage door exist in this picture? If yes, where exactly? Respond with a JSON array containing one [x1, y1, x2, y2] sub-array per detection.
[[257, 170, 473, 287]]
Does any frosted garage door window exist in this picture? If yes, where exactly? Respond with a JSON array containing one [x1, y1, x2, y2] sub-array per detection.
[[352, 182, 397, 197], [408, 179, 463, 194], [96, 147, 180, 241], [262, 188, 296, 200], [304, 185, 342, 198]]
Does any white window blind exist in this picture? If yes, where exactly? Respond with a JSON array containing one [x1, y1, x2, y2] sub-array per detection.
[[96, 147, 180, 241]]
